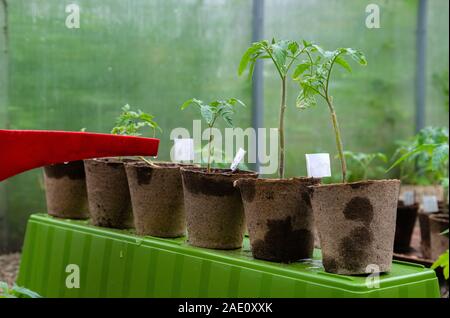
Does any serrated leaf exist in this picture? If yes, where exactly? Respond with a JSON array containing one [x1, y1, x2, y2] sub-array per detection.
[[292, 62, 311, 79], [335, 56, 352, 72], [271, 43, 288, 75], [288, 41, 299, 55], [200, 105, 214, 125]]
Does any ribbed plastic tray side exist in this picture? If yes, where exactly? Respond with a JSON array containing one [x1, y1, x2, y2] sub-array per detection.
[[16, 214, 440, 298]]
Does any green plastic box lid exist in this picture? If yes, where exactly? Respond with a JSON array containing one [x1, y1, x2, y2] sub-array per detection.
[[16, 214, 440, 298]]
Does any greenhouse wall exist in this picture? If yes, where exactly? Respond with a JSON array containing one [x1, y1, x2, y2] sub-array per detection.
[[0, 0, 449, 252]]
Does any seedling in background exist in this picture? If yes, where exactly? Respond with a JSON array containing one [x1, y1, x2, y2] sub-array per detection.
[[388, 127, 449, 187], [342, 151, 387, 182], [111, 104, 161, 165], [181, 98, 245, 172], [294, 43, 367, 183], [239, 39, 313, 178]]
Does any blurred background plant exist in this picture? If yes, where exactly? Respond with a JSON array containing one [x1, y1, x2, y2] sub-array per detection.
[[340, 151, 387, 182], [389, 127, 449, 187]]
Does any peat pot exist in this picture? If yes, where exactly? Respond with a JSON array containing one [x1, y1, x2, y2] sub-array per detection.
[[234, 177, 321, 263], [429, 213, 449, 260], [180, 167, 258, 249], [309, 179, 401, 275], [393, 201, 419, 253], [84, 158, 134, 229], [43, 161, 89, 219], [125, 162, 193, 237], [418, 203, 447, 260]]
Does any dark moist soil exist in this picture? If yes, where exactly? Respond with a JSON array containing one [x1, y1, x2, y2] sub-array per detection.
[[236, 178, 319, 263], [0, 253, 20, 287], [44, 161, 86, 180], [309, 179, 400, 275], [43, 160, 89, 219], [251, 217, 314, 263], [182, 168, 255, 197], [394, 201, 419, 253]]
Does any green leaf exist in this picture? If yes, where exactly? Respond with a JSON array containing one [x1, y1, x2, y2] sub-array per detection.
[[288, 41, 299, 55], [238, 42, 263, 76], [292, 62, 311, 79], [432, 144, 449, 171], [180, 98, 194, 110], [387, 144, 437, 172], [431, 250, 449, 280], [312, 45, 334, 58], [271, 42, 288, 75], [227, 98, 245, 107], [11, 285, 42, 298], [200, 104, 214, 126], [341, 48, 368, 65], [335, 56, 352, 72]]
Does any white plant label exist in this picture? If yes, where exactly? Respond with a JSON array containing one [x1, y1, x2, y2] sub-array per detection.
[[173, 138, 194, 161], [230, 148, 246, 172], [305, 153, 331, 178], [422, 195, 439, 213], [403, 191, 415, 206]]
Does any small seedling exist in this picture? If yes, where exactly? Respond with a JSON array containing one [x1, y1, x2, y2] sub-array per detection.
[[239, 39, 313, 178], [111, 104, 161, 165], [181, 98, 245, 172], [342, 151, 387, 182], [0, 281, 42, 298], [294, 43, 367, 182]]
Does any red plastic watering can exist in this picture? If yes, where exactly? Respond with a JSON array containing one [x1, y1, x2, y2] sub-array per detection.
[[0, 129, 160, 181]]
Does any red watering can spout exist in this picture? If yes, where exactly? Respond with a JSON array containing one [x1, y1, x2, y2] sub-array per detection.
[[0, 129, 160, 181]]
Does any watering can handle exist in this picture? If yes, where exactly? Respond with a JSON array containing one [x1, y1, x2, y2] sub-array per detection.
[[0, 129, 160, 181]]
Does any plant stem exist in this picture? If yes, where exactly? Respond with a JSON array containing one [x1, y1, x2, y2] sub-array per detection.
[[139, 156, 158, 167], [207, 126, 213, 173], [326, 97, 347, 182], [278, 77, 287, 179]]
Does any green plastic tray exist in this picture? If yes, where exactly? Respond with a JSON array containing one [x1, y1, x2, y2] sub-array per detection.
[[17, 214, 440, 298]]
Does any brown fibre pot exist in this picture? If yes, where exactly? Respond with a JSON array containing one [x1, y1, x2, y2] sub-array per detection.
[[84, 158, 134, 229], [393, 201, 419, 253], [180, 167, 258, 249], [125, 162, 194, 237], [418, 203, 447, 259], [234, 177, 321, 263], [429, 213, 449, 260], [309, 179, 401, 275], [43, 161, 89, 219]]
